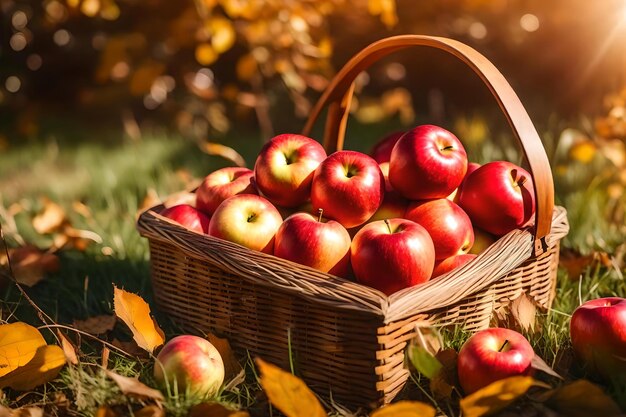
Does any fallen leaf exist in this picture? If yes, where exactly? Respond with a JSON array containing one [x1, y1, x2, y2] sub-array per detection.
[[207, 333, 241, 381], [32, 198, 66, 234], [530, 355, 563, 380], [111, 338, 149, 358], [0, 322, 47, 378], [96, 407, 118, 417], [256, 358, 327, 417], [13, 408, 43, 417], [370, 400, 436, 417], [408, 345, 442, 380], [559, 250, 612, 280], [199, 142, 246, 167], [0, 246, 60, 287], [0, 345, 66, 390], [188, 403, 250, 417], [510, 293, 537, 332], [134, 405, 165, 417], [104, 370, 164, 402], [56, 331, 79, 365], [73, 315, 117, 335], [113, 286, 164, 353], [544, 380, 621, 417], [460, 376, 545, 417], [430, 349, 458, 399], [102, 347, 110, 369], [0, 406, 11, 417]]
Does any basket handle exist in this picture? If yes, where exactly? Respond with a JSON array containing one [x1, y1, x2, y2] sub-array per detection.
[[301, 35, 554, 255]]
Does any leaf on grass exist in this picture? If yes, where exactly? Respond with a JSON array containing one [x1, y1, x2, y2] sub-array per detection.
[[460, 376, 545, 417], [0, 345, 66, 391], [544, 380, 621, 417], [104, 370, 164, 402], [134, 405, 165, 417], [530, 354, 562, 380], [199, 142, 246, 168], [111, 338, 149, 358], [0, 407, 44, 417], [0, 322, 47, 378], [73, 315, 117, 335], [207, 333, 241, 381], [56, 331, 79, 365], [370, 400, 436, 417], [113, 287, 164, 353], [510, 293, 537, 332], [0, 246, 60, 287], [430, 349, 458, 399], [188, 403, 250, 417], [559, 250, 612, 280], [256, 358, 327, 417], [96, 407, 118, 417], [32, 198, 66, 234]]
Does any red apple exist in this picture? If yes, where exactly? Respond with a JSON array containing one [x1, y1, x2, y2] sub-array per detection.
[[274, 209, 351, 277], [367, 191, 408, 223], [160, 205, 210, 234], [458, 328, 534, 394], [432, 253, 477, 278], [351, 219, 435, 295], [254, 134, 327, 207], [470, 227, 497, 255], [450, 162, 482, 203], [570, 297, 626, 379], [405, 199, 474, 260], [196, 167, 256, 215], [389, 125, 467, 200], [370, 131, 404, 164], [458, 161, 535, 236], [208, 195, 282, 253], [154, 335, 224, 397], [311, 151, 384, 228]]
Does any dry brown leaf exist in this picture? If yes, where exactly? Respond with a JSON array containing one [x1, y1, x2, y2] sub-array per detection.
[[56, 331, 79, 365], [430, 349, 458, 399], [530, 355, 562, 380], [188, 403, 250, 417], [199, 142, 246, 167], [0, 246, 60, 287], [0, 345, 66, 391], [111, 338, 149, 358], [559, 250, 612, 279], [510, 293, 537, 332], [104, 370, 164, 402], [96, 406, 118, 417], [113, 287, 164, 353], [73, 315, 117, 335], [544, 380, 621, 417], [32, 198, 66, 234], [256, 358, 327, 417], [460, 376, 546, 417], [0, 322, 47, 378], [134, 405, 165, 417], [370, 401, 436, 417], [13, 408, 43, 417], [207, 333, 241, 381], [102, 347, 110, 369]]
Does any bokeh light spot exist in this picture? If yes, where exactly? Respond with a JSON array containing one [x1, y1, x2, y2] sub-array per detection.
[[520, 14, 540, 32], [53, 29, 71, 46], [6, 76, 21, 93], [10, 33, 27, 51], [12, 11, 28, 29], [26, 54, 42, 71], [469, 22, 487, 39]]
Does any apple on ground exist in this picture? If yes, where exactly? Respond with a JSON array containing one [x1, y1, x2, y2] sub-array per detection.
[[457, 327, 534, 394], [154, 335, 225, 397], [389, 125, 467, 200], [351, 219, 435, 295], [432, 253, 477, 278], [274, 209, 351, 278], [254, 134, 327, 207], [570, 297, 626, 379], [311, 150, 385, 228], [196, 167, 256, 215], [405, 199, 474, 260], [458, 161, 535, 236], [208, 194, 282, 253], [470, 227, 497, 255], [160, 205, 210, 234], [370, 131, 404, 164]]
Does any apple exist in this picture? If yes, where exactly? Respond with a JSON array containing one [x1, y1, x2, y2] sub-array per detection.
[[389, 125, 467, 200], [570, 297, 626, 379], [160, 205, 210, 234], [208, 194, 282, 253], [405, 199, 474, 260], [367, 191, 408, 223], [458, 161, 535, 236], [370, 131, 404, 164], [432, 253, 477, 278], [379, 162, 393, 191], [470, 227, 497, 255], [457, 327, 534, 394], [254, 134, 327, 207], [154, 335, 225, 397], [311, 151, 385, 228], [274, 209, 351, 278], [351, 219, 435, 295], [196, 167, 256, 215], [449, 162, 482, 203]]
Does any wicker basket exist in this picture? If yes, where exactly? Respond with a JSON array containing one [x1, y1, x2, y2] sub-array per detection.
[[137, 35, 569, 408]]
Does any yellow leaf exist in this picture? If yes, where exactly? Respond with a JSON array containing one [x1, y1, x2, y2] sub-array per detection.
[[32, 198, 66, 234], [195, 43, 218, 66], [370, 401, 436, 417], [0, 345, 66, 391], [256, 358, 327, 417], [236, 54, 257, 81], [545, 380, 621, 417], [0, 323, 46, 378], [113, 286, 165, 353], [460, 376, 544, 417], [368, 0, 398, 29], [210, 18, 235, 54]]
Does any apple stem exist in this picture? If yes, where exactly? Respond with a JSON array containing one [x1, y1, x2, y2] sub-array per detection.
[[317, 208, 324, 223], [498, 340, 509, 352], [384, 219, 392, 234], [441, 145, 455, 151]]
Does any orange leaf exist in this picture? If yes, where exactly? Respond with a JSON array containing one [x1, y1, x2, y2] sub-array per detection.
[[0, 345, 66, 391], [0, 323, 47, 378], [460, 376, 547, 417], [1, 246, 60, 287], [206, 333, 241, 382], [56, 331, 79, 365], [32, 198, 66, 234], [543, 379, 621, 417], [370, 401, 436, 417], [199, 142, 246, 167], [113, 287, 165, 353]]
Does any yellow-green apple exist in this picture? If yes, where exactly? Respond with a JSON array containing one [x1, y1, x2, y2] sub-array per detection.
[[570, 297, 626, 379], [160, 205, 210, 234], [351, 219, 435, 295], [458, 327, 534, 394], [154, 335, 225, 397], [370, 131, 404, 163], [208, 195, 282, 253], [254, 134, 327, 207], [405, 199, 474, 260], [432, 253, 477, 278], [469, 227, 497, 255], [458, 161, 535, 236], [389, 125, 467, 200], [196, 167, 255, 215], [311, 151, 385, 228], [274, 209, 351, 278]]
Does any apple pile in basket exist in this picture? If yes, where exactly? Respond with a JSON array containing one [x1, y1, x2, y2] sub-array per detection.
[[160, 125, 535, 295]]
